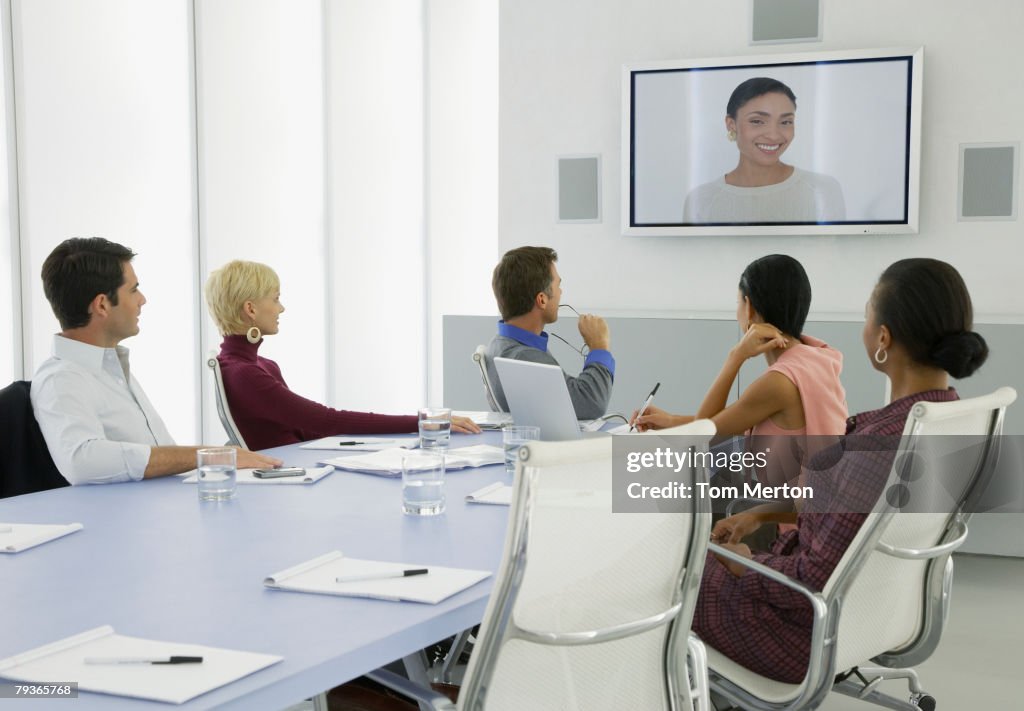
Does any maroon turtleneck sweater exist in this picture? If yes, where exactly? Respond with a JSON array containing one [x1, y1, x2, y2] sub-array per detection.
[[217, 335, 417, 449]]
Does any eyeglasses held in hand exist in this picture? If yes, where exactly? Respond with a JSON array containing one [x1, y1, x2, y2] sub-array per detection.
[[552, 304, 589, 357]]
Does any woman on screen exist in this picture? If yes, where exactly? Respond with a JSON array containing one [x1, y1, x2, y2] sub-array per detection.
[[683, 77, 846, 224], [634, 254, 848, 490], [204, 260, 479, 449], [690, 258, 988, 683]]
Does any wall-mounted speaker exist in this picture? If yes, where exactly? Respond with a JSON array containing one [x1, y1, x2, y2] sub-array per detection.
[[558, 155, 601, 223], [750, 0, 821, 44], [959, 143, 1018, 220]]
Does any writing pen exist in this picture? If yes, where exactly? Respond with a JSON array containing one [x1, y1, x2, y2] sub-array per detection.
[[84, 656, 203, 665], [338, 441, 366, 446], [629, 382, 661, 432], [336, 568, 429, 583]]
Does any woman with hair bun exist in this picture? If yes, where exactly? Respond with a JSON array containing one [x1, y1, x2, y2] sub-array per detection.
[[695, 257, 988, 684]]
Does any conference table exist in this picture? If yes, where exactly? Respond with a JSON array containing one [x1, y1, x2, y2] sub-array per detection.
[[0, 431, 511, 710]]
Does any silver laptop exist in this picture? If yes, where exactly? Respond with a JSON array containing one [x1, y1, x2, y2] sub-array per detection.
[[493, 357, 593, 441]]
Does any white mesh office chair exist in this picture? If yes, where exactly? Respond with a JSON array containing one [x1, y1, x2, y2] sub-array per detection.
[[472, 345, 503, 413], [206, 353, 248, 449], [368, 419, 717, 710], [706, 386, 1016, 711]]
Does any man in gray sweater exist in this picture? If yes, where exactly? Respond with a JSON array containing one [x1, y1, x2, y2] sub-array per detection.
[[484, 246, 615, 419]]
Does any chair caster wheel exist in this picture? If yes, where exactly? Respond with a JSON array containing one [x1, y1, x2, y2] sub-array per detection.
[[911, 692, 936, 711]]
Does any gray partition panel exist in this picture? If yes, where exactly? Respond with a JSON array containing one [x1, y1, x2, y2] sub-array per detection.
[[443, 315, 740, 418]]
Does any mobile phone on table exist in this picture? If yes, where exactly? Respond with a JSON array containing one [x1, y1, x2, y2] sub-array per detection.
[[253, 467, 306, 479]]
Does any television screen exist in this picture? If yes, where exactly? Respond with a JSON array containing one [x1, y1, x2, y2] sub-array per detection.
[[622, 47, 922, 236]]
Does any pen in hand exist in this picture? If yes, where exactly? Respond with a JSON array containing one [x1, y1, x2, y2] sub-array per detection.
[[336, 568, 429, 583], [629, 382, 661, 432]]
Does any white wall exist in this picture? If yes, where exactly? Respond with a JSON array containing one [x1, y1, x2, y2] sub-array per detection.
[[498, 0, 1024, 321]]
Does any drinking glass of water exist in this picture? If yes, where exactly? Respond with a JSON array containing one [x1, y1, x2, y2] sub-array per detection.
[[402, 451, 446, 515], [502, 425, 540, 475], [418, 407, 452, 450], [197, 447, 237, 501]]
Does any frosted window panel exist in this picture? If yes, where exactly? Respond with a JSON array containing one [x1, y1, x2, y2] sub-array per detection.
[[196, 0, 326, 444], [426, 0, 499, 406], [0, 3, 15, 385], [328, 0, 425, 412], [14, 0, 197, 440]]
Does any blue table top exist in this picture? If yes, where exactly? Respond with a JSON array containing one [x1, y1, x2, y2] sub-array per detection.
[[0, 431, 511, 710]]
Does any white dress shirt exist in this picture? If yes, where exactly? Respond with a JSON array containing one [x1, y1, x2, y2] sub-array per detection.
[[31, 335, 175, 485]]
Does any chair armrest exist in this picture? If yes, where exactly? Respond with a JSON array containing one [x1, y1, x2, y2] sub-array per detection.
[[874, 519, 969, 560], [723, 497, 776, 516], [707, 543, 825, 611], [364, 669, 455, 711], [515, 602, 682, 646]]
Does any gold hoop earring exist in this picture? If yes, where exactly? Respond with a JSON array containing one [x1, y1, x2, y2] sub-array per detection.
[[246, 326, 262, 344], [874, 347, 888, 364], [727, 130, 737, 142]]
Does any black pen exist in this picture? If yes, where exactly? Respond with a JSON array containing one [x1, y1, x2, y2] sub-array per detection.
[[336, 568, 429, 583], [338, 441, 365, 446], [630, 382, 661, 432], [84, 656, 204, 665]]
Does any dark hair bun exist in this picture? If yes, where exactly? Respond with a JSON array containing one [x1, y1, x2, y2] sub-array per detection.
[[930, 331, 989, 379]]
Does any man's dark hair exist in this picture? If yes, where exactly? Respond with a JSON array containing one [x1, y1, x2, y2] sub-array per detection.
[[738, 254, 811, 338], [873, 258, 988, 379], [41, 237, 137, 330], [491, 246, 558, 321], [726, 77, 797, 119]]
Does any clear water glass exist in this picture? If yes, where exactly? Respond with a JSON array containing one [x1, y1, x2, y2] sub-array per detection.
[[502, 425, 540, 475], [402, 451, 446, 515], [418, 407, 452, 450], [197, 447, 237, 501]]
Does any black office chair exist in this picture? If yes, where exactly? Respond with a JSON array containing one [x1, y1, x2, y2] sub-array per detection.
[[0, 381, 69, 498]]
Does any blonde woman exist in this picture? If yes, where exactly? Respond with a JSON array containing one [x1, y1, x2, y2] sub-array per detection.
[[205, 260, 479, 449]]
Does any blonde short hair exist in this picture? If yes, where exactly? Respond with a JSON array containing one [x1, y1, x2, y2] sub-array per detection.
[[205, 260, 280, 336]]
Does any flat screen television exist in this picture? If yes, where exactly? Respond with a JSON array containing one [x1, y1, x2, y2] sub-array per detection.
[[622, 47, 922, 236]]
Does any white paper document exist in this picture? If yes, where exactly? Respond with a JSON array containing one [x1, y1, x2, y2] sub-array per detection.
[[0, 523, 83, 553], [323, 444, 504, 477], [451, 410, 513, 430], [298, 436, 419, 451], [464, 482, 513, 506], [181, 466, 334, 485], [0, 626, 282, 705], [264, 551, 491, 604]]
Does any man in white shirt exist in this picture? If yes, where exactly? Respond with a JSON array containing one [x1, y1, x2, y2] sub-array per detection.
[[31, 237, 281, 485]]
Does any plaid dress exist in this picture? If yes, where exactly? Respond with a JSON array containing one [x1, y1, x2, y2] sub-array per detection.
[[692, 389, 959, 683]]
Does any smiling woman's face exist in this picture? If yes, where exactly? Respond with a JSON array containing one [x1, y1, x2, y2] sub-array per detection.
[[726, 92, 796, 168]]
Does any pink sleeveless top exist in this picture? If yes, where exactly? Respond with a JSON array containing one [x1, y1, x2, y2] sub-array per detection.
[[749, 335, 848, 489]]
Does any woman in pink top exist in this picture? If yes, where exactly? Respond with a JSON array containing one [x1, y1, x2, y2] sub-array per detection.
[[635, 254, 848, 489]]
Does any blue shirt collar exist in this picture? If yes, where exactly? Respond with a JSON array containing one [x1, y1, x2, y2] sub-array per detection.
[[497, 321, 549, 352]]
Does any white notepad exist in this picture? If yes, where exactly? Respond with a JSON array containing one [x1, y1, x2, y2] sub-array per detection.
[[0, 523, 83, 553], [264, 551, 491, 604], [181, 466, 334, 485], [323, 444, 504, 477], [464, 482, 513, 506], [0, 626, 282, 705], [451, 410, 513, 430], [298, 436, 419, 451]]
